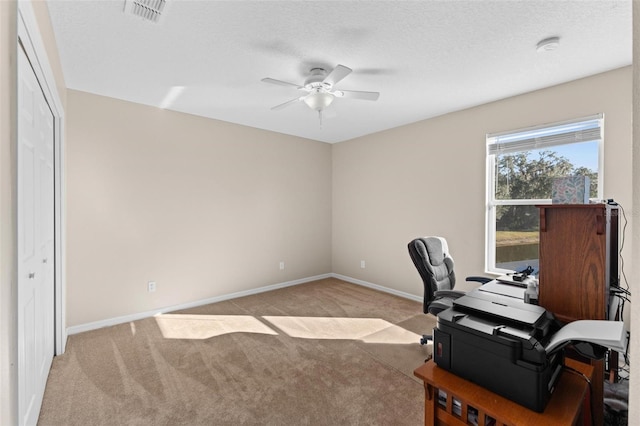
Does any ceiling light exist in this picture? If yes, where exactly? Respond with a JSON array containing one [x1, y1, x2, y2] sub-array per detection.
[[536, 37, 560, 53], [303, 90, 335, 111]]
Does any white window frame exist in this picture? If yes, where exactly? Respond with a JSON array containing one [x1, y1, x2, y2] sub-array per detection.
[[485, 114, 604, 275]]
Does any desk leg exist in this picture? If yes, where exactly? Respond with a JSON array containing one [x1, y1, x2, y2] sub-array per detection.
[[591, 359, 603, 426], [424, 383, 435, 426]]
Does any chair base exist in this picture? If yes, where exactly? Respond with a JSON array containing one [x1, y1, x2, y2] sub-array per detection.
[[420, 335, 432, 345]]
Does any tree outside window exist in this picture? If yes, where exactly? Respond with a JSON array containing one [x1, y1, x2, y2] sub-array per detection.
[[486, 116, 602, 274]]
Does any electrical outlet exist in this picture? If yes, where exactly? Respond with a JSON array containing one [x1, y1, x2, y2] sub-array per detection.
[[360, 260, 366, 269], [279, 261, 285, 270], [147, 281, 156, 292]]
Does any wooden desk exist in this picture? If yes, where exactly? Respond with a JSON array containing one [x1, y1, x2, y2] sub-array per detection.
[[414, 358, 593, 426], [536, 203, 619, 426]]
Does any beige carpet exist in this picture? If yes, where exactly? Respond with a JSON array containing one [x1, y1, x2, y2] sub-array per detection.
[[38, 278, 435, 425]]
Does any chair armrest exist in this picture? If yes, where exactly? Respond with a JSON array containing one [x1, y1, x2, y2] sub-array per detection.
[[433, 290, 466, 299], [465, 276, 492, 285]]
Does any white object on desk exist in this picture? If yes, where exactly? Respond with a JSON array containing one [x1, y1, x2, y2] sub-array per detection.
[[545, 320, 627, 354], [524, 280, 539, 304]]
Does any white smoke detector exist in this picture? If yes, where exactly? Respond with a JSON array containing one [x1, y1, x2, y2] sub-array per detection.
[[536, 37, 560, 53], [123, 0, 167, 23]]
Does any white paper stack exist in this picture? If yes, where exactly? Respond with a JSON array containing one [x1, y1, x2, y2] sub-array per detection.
[[545, 320, 627, 354]]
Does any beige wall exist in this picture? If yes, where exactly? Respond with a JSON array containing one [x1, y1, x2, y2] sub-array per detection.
[[65, 90, 332, 326], [333, 67, 633, 298]]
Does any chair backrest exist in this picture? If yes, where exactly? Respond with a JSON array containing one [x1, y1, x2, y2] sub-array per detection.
[[408, 237, 456, 313]]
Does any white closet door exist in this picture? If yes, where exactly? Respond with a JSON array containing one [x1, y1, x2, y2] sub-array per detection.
[[18, 44, 55, 426]]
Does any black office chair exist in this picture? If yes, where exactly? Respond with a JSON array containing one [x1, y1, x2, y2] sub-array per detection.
[[408, 236, 490, 344]]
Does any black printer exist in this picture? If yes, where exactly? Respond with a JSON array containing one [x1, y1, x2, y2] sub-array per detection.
[[432, 289, 564, 413]]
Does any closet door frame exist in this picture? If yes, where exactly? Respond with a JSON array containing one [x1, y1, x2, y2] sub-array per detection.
[[17, 1, 66, 356]]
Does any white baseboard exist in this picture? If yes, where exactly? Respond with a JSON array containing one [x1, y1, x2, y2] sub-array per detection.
[[66, 273, 421, 336], [330, 273, 422, 303], [66, 273, 332, 335]]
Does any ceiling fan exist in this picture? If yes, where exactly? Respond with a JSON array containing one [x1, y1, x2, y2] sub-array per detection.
[[261, 64, 380, 124]]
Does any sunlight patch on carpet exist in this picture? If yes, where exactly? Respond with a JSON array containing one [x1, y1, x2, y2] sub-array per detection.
[[155, 314, 279, 339], [263, 316, 421, 344]]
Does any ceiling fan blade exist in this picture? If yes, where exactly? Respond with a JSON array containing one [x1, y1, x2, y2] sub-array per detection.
[[271, 96, 304, 111], [323, 64, 352, 87], [262, 77, 302, 89], [334, 90, 380, 101]]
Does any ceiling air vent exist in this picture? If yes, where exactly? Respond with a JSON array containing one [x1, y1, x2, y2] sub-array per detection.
[[123, 0, 166, 23]]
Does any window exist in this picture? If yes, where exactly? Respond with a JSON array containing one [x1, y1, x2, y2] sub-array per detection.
[[486, 114, 603, 274]]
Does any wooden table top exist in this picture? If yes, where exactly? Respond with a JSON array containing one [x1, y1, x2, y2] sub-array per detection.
[[414, 358, 594, 425]]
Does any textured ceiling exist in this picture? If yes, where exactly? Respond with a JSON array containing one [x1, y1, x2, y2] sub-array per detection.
[[47, 0, 631, 143]]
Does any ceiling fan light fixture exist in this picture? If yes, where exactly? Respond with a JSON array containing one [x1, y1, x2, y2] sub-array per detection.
[[303, 90, 335, 111], [262, 63, 379, 117]]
